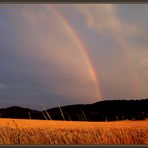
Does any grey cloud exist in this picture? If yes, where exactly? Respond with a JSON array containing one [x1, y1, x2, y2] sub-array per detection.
[[0, 4, 101, 109]]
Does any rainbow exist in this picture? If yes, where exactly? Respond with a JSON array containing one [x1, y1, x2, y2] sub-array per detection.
[[45, 5, 103, 101], [116, 37, 142, 98]]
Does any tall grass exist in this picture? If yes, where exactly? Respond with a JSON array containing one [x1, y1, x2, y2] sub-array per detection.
[[0, 119, 147, 144]]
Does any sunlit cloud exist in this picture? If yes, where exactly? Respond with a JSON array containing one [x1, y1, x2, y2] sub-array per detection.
[[76, 4, 141, 37], [76, 4, 146, 98]]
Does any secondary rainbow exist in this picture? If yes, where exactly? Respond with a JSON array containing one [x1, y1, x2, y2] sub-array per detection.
[[116, 36, 142, 98]]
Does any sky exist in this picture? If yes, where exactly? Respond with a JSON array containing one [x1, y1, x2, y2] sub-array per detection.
[[0, 4, 148, 110]]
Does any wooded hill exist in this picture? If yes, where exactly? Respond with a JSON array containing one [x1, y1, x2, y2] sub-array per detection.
[[0, 99, 148, 121]]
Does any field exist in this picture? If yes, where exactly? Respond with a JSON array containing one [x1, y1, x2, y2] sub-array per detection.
[[0, 119, 147, 144]]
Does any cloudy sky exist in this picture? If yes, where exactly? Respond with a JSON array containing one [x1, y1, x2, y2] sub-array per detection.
[[0, 4, 148, 110]]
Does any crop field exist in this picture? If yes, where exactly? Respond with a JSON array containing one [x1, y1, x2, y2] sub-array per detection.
[[0, 119, 147, 144]]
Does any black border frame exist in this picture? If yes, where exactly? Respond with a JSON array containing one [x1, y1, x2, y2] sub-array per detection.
[[0, 1, 148, 147]]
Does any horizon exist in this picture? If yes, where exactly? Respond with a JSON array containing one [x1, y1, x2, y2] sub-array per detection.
[[1, 97, 147, 111], [0, 4, 148, 110]]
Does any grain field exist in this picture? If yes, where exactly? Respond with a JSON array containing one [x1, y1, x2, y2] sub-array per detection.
[[0, 119, 147, 144]]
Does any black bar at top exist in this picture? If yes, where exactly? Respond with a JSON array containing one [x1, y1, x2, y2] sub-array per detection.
[[0, 0, 147, 3]]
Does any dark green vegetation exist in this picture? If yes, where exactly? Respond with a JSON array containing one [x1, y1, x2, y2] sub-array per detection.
[[0, 99, 148, 121]]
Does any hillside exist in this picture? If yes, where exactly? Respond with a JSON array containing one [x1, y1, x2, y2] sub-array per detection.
[[0, 99, 148, 121]]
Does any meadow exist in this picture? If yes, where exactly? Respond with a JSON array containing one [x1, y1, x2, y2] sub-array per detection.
[[0, 119, 147, 144]]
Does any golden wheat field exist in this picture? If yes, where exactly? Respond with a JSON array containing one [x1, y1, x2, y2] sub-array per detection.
[[0, 118, 147, 144]]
